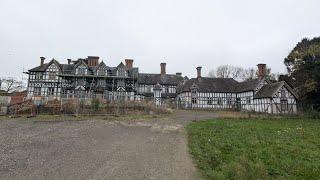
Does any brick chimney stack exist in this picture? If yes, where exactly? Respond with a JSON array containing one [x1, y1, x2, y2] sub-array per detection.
[[67, 59, 72, 65], [160, 63, 166, 75], [125, 59, 134, 69], [197, 66, 202, 79], [87, 56, 99, 67], [257, 63, 267, 80], [40, 57, 45, 66]]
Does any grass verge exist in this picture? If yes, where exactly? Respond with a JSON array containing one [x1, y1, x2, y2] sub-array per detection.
[[187, 118, 320, 179]]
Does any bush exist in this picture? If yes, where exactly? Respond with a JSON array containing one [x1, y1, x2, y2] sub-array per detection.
[[91, 98, 100, 111]]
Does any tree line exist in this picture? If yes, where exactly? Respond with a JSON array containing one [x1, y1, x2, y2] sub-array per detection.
[[208, 65, 277, 82]]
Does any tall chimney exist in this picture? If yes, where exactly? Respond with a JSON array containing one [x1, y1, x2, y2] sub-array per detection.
[[40, 57, 45, 66], [125, 59, 134, 69], [87, 56, 99, 67], [257, 63, 267, 80], [197, 66, 202, 79], [67, 59, 72, 65], [160, 63, 166, 75]]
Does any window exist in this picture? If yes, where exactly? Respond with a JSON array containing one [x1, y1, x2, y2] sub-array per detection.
[[165, 87, 169, 93], [227, 97, 232, 105], [281, 90, 286, 98], [217, 97, 222, 105], [48, 72, 56, 80], [97, 69, 106, 76], [48, 87, 55, 96], [281, 99, 288, 112], [77, 66, 87, 75], [98, 80, 105, 86], [34, 87, 41, 96], [36, 73, 43, 80], [246, 97, 251, 104], [192, 97, 197, 104], [207, 97, 213, 105], [117, 68, 127, 77]]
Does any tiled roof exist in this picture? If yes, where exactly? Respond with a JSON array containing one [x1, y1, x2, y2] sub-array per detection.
[[235, 79, 262, 92], [253, 81, 299, 99], [138, 73, 184, 85], [254, 81, 284, 99], [28, 58, 139, 77], [29, 63, 50, 72], [179, 77, 239, 93]]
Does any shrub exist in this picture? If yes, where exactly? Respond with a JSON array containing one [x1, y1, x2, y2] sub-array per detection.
[[91, 98, 100, 111]]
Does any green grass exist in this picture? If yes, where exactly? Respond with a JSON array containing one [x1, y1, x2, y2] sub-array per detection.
[[187, 118, 320, 179]]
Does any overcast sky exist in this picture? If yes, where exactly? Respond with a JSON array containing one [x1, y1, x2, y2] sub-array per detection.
[[0, 0, 319, 78]]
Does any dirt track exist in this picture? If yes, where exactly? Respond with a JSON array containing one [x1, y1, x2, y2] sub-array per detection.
[[0, 110, 217, 180]]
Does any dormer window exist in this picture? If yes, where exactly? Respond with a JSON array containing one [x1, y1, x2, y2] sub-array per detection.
[[97, 69, 106, 76], [76, 65, 87, 75], [117, 68, 127, 77]]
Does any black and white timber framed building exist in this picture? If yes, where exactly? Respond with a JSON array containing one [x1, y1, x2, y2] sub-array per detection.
[[26, 57, 298, 114]]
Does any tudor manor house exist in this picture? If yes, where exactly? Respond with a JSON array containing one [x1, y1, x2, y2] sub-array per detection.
[[26, 56, 298, 114]]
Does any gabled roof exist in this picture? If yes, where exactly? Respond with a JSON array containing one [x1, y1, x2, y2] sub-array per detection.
[[117, 62, 126, 68], [94, 61, 107, 72], [28, 59, 61, 72], [29, 63, 48, 72], [179, 77, 239, 93], [74, 59, 89, 69], [138, 73, 184, 86], [253, 81, 298, 99], [254, 81, 284, 99]]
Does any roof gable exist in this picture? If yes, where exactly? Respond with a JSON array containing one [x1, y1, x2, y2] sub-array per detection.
[[253, 81, 298, 99], [29, 59, 61, 72], [74, 59, 89, 69], [95, 61, 107, 71], [117, 62, 126, 69]]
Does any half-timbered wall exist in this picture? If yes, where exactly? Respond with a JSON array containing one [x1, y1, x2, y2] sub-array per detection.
[[252, 98, 272, 113], [27, 63, 61, 100], [138, 84, 177, 94], [271, 86, 297, 114], [178, 92, 238, 109], [236, 91, 254, 111]]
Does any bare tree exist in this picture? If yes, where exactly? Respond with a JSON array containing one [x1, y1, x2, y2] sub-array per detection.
[[208, 65, 269, 81], [241, 67, 257, 80], [0, 77, 25, 93], [208, 69, 216, 78], [208, 65, 245, 81]]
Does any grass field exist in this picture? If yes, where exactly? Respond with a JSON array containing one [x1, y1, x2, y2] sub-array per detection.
[[187, 118, 320, 179]]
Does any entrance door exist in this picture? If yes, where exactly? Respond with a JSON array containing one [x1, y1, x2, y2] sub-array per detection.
[[236, 98, 241, 110]]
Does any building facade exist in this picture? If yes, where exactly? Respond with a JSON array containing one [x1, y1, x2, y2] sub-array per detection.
[[177, 64, 298, 114], [26, 57, 298, 114]]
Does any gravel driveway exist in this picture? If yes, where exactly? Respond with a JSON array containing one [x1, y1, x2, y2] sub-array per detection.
[[0, 110, 217, 180]]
